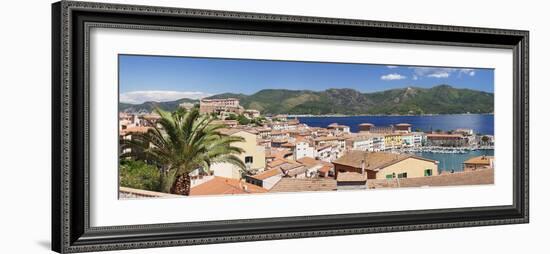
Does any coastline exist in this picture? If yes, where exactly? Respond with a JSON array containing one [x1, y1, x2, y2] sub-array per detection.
[[286, 113, 495, 118]]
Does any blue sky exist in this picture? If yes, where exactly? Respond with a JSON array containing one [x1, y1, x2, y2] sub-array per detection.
[[119, 54, 494, 104]]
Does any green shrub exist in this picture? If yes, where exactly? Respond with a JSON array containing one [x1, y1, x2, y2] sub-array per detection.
[[119, 160, 161, 192]]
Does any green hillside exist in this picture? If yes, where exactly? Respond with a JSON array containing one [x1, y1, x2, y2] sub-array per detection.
[[119, 85, 493, 115]]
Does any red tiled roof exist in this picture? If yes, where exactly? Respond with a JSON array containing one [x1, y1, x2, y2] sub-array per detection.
[[120, 126, 150, 135], [333, 151, 436, 171], [251, 168, 283, 180], [337, 172, 367, 182], [190, 177, 267, 195], [270, 178, 337, 193], [297, 157, 319, 166], [464, 156, 494, 165]]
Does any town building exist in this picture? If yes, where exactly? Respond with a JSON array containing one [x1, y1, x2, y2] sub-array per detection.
[[313, 136, 347, 152], [211, 119, 238, 128], [394, 123, 412, 133], [463, 156, 494, 171], [345, 135, 373, 151], [344, 133, 384, 152], [199, 98, 244, 115], [315, 144, 335, 162], [256, 127, 272, 139], [383, 133, 403, 150], [190, 176, 267, 195], [297, 157, 333, 178], [269, 178, 337, 193], [336, 172, 367, 190], [294, 140, 315, 160], [401, 133, 415, 148], [358, 123, 375, 132], [209, 129, 266, 179], [411, 132, 424, 147], [246, 168, 284, 190], [425, 133, 468, 147], [454, 128, 474, 135], [327, 123, 351, 135], [332, 151, 439, 180], [178, 102, 195, 110], [270, 119, 301, 131], [271, 130, 290, 140], [243, 109, 261, 119]]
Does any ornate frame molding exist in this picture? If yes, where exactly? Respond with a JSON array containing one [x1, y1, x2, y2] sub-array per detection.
[[52, 1, 529, 253]]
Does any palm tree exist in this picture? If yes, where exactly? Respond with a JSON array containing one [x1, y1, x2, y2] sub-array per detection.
[[121, 107, 246, 195]]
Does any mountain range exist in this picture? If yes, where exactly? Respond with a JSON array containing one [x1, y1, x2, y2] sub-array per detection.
[[119, 85, 494, 115]]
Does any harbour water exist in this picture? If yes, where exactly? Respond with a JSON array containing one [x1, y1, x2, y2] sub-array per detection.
[[297, 114, 494, 135], [296, 114, 495, 174], [412, 149, 494, 173]]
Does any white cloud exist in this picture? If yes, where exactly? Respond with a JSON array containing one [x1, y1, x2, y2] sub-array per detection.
[[459, 69, 476, 77], [120, 90, 212, 104], [386, 65, 398, 69], [380, 73, 407, 80], [427, 71, 450, 78], [412, 75, 418, 80], [409, 67, 477, 79]]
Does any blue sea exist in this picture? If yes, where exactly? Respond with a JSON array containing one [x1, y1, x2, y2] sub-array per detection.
[[413, 149, 494, 173], [297, 114, 494, 135]]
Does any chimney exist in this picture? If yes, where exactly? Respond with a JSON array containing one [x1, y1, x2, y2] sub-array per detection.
[[361, 159, 365, 176]]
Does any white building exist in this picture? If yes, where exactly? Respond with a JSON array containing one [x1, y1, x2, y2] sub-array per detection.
[[412, 132, 424, 147], [315, 145, 335, 162], [345, 133, 385, 152], [346, 136, 374, 151], [294, 141, 315, 160]]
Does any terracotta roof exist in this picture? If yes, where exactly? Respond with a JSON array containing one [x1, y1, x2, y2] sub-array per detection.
[[346, 133, 383, 141], [319, 164, 333, 174], [219, 128, 259, 136], [120, 126, 150, 135], [269, 178, 337, 193], [294, 136, 307, 142], [267, 158, 289, 168], [142, 114, 161, 120], [426, 133, 464, 138], [280, 163, 303, 171], [297, 157, 320, 166], [211, 120, 238, 126], [333, 151, 436, 171], [271, 130, 289, 135], [266, 149, 293, 160], [282, 142, 296, 148], [314, 136, 340, 142], [316, 144, 333, 151], [218, 128, 243, 136], [368, 168, 494, 189], [251, 168, 283, 180], [337, 172, 367, 182], [464, 156, 494, 165], [190, 177, 267, 195], [359, 123, 374, 126]]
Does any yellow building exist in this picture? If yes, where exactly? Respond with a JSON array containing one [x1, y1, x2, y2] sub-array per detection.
[[384, 133, 403, 150], [375, 156, 438, 179], [209, 129, 266, 179], [333, 151, 438, 180]]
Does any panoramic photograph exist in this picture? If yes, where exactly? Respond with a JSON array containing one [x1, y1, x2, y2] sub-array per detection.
[[118, 55, 495, 199]]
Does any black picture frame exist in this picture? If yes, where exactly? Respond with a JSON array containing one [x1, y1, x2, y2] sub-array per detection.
[[51, 1, 529, 253]]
